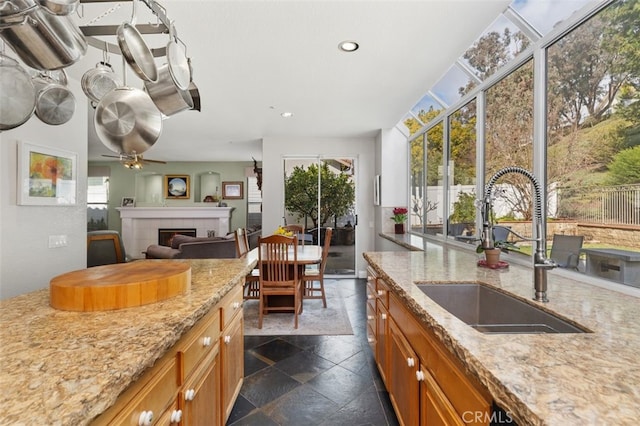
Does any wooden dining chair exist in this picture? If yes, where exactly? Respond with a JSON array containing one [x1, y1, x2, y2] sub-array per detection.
[[235, 228, 260, 300], [257, 234, 303, 329], [283, 224, 306, 245], [302, 227, 332, 308]]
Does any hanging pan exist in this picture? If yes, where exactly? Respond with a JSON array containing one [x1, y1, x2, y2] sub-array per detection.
[[165, 23, 190, 90], [32, 71, 75, 125], [0, 52, 36, 130], [37, 0, 79, 16], [116, 0, 157, 82], [81, 45, 122, 105]]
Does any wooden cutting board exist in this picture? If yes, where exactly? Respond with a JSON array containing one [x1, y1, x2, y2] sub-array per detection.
[[50, 260, 191, 312]]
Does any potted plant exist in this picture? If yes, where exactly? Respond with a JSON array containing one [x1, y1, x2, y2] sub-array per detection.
[[391, 207, 408, 234], [476, 238, 519, 266]]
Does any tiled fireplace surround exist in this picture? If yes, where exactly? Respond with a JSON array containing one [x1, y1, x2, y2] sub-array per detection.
[[117, 207, 234, 258]]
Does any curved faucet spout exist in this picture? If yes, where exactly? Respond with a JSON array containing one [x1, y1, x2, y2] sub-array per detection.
[[484, 166, 554, 302]]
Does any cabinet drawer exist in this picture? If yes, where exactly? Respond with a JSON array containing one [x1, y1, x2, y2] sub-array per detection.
[[376, 278, 390, 309], [110, 357, 179, 425], [220, 285, 243, 329], [366, 301, 376, 331], [180, 308, 221, 383]]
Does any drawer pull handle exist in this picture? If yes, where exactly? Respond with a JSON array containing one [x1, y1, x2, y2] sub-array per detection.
[[185, 388, 196, 401], [232, 301, 241, 309], [367, 337, 374, 343], [367, 315, 374, 321], [407, 357, 415, 367], [138, 411, 153, 426], [224, 335, 231, 344], [377, 290, 384, 296], [170, 409, 182, 423], [416, 370, 425, 381], [381, 313, 387, 320], [367, 294, 374, 300], [202, 336, 212, 347]]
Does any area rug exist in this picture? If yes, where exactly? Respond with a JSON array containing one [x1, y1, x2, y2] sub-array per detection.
[[243, 281, 353, 336]]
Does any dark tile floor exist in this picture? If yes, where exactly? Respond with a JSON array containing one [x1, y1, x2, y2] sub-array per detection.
[[227, 279, 399, 426]]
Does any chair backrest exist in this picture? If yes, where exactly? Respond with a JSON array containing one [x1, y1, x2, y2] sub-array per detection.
[[492, 226, 512, 242], [283, 224, 305, 244], [234, 227, 250, 258], [258, 234, 298, 286], [550, 234, 584, 269], [87, 230, 126, 267], [318, 227, 333, 275]]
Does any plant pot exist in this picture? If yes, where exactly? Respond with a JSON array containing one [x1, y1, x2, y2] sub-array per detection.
[[394, 223, 405, 234], [484, 248, 501, 266]]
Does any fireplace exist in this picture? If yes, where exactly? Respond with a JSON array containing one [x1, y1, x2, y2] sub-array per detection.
[[158, 228, 197, 246]]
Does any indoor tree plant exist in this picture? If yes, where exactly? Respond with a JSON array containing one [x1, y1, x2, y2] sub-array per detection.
[[391, 207, 408, 234]]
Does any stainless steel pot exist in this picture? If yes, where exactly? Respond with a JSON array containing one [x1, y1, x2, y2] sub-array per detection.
[[0, 5, 87, 70], [37, 0, 78, 15], [165, 24, 190, 90], [94, 87, 162, 155], [188, 81, 200, 111], [81, 61, 121, 104], [144, 63, 193, 116], [32, 73, 75, 125], [116, 0, 157, 82], [0, 53, 36, 130]]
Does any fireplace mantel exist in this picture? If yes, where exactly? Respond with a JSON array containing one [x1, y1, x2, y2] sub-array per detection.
[[117, 207, 234, 258]]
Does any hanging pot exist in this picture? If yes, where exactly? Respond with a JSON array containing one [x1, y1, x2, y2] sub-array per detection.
[[0, 53, 36, 130], [144, 63, 193, 116], [94, 87, 162, 155], [32, 73, 75, 125], [165, 24, 190, 91], [188, 81, 200, 111], [0, 5, 87, 70], [116, 0, 158, 82], [37, 0, 79, 16], [81, 61, 122, 104]]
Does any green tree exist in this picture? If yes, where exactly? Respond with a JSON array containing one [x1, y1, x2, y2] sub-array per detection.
[[607, 146, 640, 185], [284, 162, 355, 228]]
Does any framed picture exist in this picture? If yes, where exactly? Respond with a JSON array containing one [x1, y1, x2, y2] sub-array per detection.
[[121, 197, 135, 207], [222, 181, 243, 199], [17, 141, 77, 206], [164, 175, 190, 199]]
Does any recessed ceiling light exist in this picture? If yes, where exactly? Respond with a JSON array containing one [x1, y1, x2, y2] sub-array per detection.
[[339, 41, 359, 52], [281, 112, 293, 118]]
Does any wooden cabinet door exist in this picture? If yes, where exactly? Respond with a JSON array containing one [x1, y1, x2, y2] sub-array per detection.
[[182, 346, 221, 426], [388, 319, 419, 426], [221, 313, 244, 423], [376, 301, 390, 386], [420, 368, 464, 426]]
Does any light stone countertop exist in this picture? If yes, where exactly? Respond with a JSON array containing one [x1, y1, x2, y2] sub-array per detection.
[[0, 257, 256, 426], [365, 235, 640, 426]]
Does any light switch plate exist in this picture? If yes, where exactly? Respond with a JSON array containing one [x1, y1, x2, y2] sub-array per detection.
[[48, 235, 68, 248]]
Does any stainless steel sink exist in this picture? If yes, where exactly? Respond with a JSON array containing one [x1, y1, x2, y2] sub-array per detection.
[[416, 283, 589, 334]]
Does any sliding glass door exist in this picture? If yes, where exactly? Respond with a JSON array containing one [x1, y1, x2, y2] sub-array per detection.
[[283, 156, 356, 276]]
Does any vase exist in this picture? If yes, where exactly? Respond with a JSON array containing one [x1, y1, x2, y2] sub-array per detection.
[[394, 223, 405, 234], [484, 248, 501, 266]]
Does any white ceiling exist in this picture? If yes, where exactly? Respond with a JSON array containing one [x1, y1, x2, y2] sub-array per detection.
[[67, 0, 511, 162]]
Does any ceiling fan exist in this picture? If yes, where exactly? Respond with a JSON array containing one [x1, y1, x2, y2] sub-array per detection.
[[101, 151, 167, 169]]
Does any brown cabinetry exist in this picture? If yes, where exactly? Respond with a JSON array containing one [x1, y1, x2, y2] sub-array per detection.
[[93, 285, 244, 426], [366, 265, 491, 425]]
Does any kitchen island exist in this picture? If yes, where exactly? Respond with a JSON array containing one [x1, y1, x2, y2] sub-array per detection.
[[0, 256, 256, 425], [365, 236, 640, 425]]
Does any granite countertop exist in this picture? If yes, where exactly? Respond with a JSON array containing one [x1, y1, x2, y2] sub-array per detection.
[[0, 257, 256, 426], [365, 237, 640, 425]]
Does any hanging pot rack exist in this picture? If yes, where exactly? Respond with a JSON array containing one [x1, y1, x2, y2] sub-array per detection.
[[78, 0, 174, 58]]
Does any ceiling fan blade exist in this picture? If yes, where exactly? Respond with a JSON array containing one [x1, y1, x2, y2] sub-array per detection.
[[102, 154, 125, 159], [141, 158, 167, 164]]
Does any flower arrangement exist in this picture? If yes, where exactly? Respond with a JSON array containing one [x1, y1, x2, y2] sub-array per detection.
[[391, 207, 408, 224], [274, 226, 294, 237]]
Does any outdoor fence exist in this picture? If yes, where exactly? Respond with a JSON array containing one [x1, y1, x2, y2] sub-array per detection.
[[560, 184, 640, 226]]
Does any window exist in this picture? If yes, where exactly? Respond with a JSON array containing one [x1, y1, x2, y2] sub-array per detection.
[[87, 176, 109, 231]]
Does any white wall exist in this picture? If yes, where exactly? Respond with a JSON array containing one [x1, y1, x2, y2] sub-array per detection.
[[262, 136, 377, 278], [0, 86, 88, 299]]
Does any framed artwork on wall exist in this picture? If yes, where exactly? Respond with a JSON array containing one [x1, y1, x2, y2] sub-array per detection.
[[222, 181, 243, 199], [164, 175, 190, 199], [17, 141, 78, 206], [121, 197, 135, 207]]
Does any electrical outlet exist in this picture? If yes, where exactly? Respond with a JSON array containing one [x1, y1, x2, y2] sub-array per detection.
[[48, 235, 68, 248]]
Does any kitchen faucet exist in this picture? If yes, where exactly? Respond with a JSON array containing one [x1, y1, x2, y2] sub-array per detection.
[[481, 166, 556, 302]]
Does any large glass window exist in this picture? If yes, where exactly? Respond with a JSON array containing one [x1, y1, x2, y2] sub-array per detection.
[[426, 122, 444, 234], [410, 135, 425, 233], [547, 0, 640, 240]]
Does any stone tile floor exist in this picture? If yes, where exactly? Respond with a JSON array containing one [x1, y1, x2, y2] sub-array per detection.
[[227, 279, 399, 425]]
